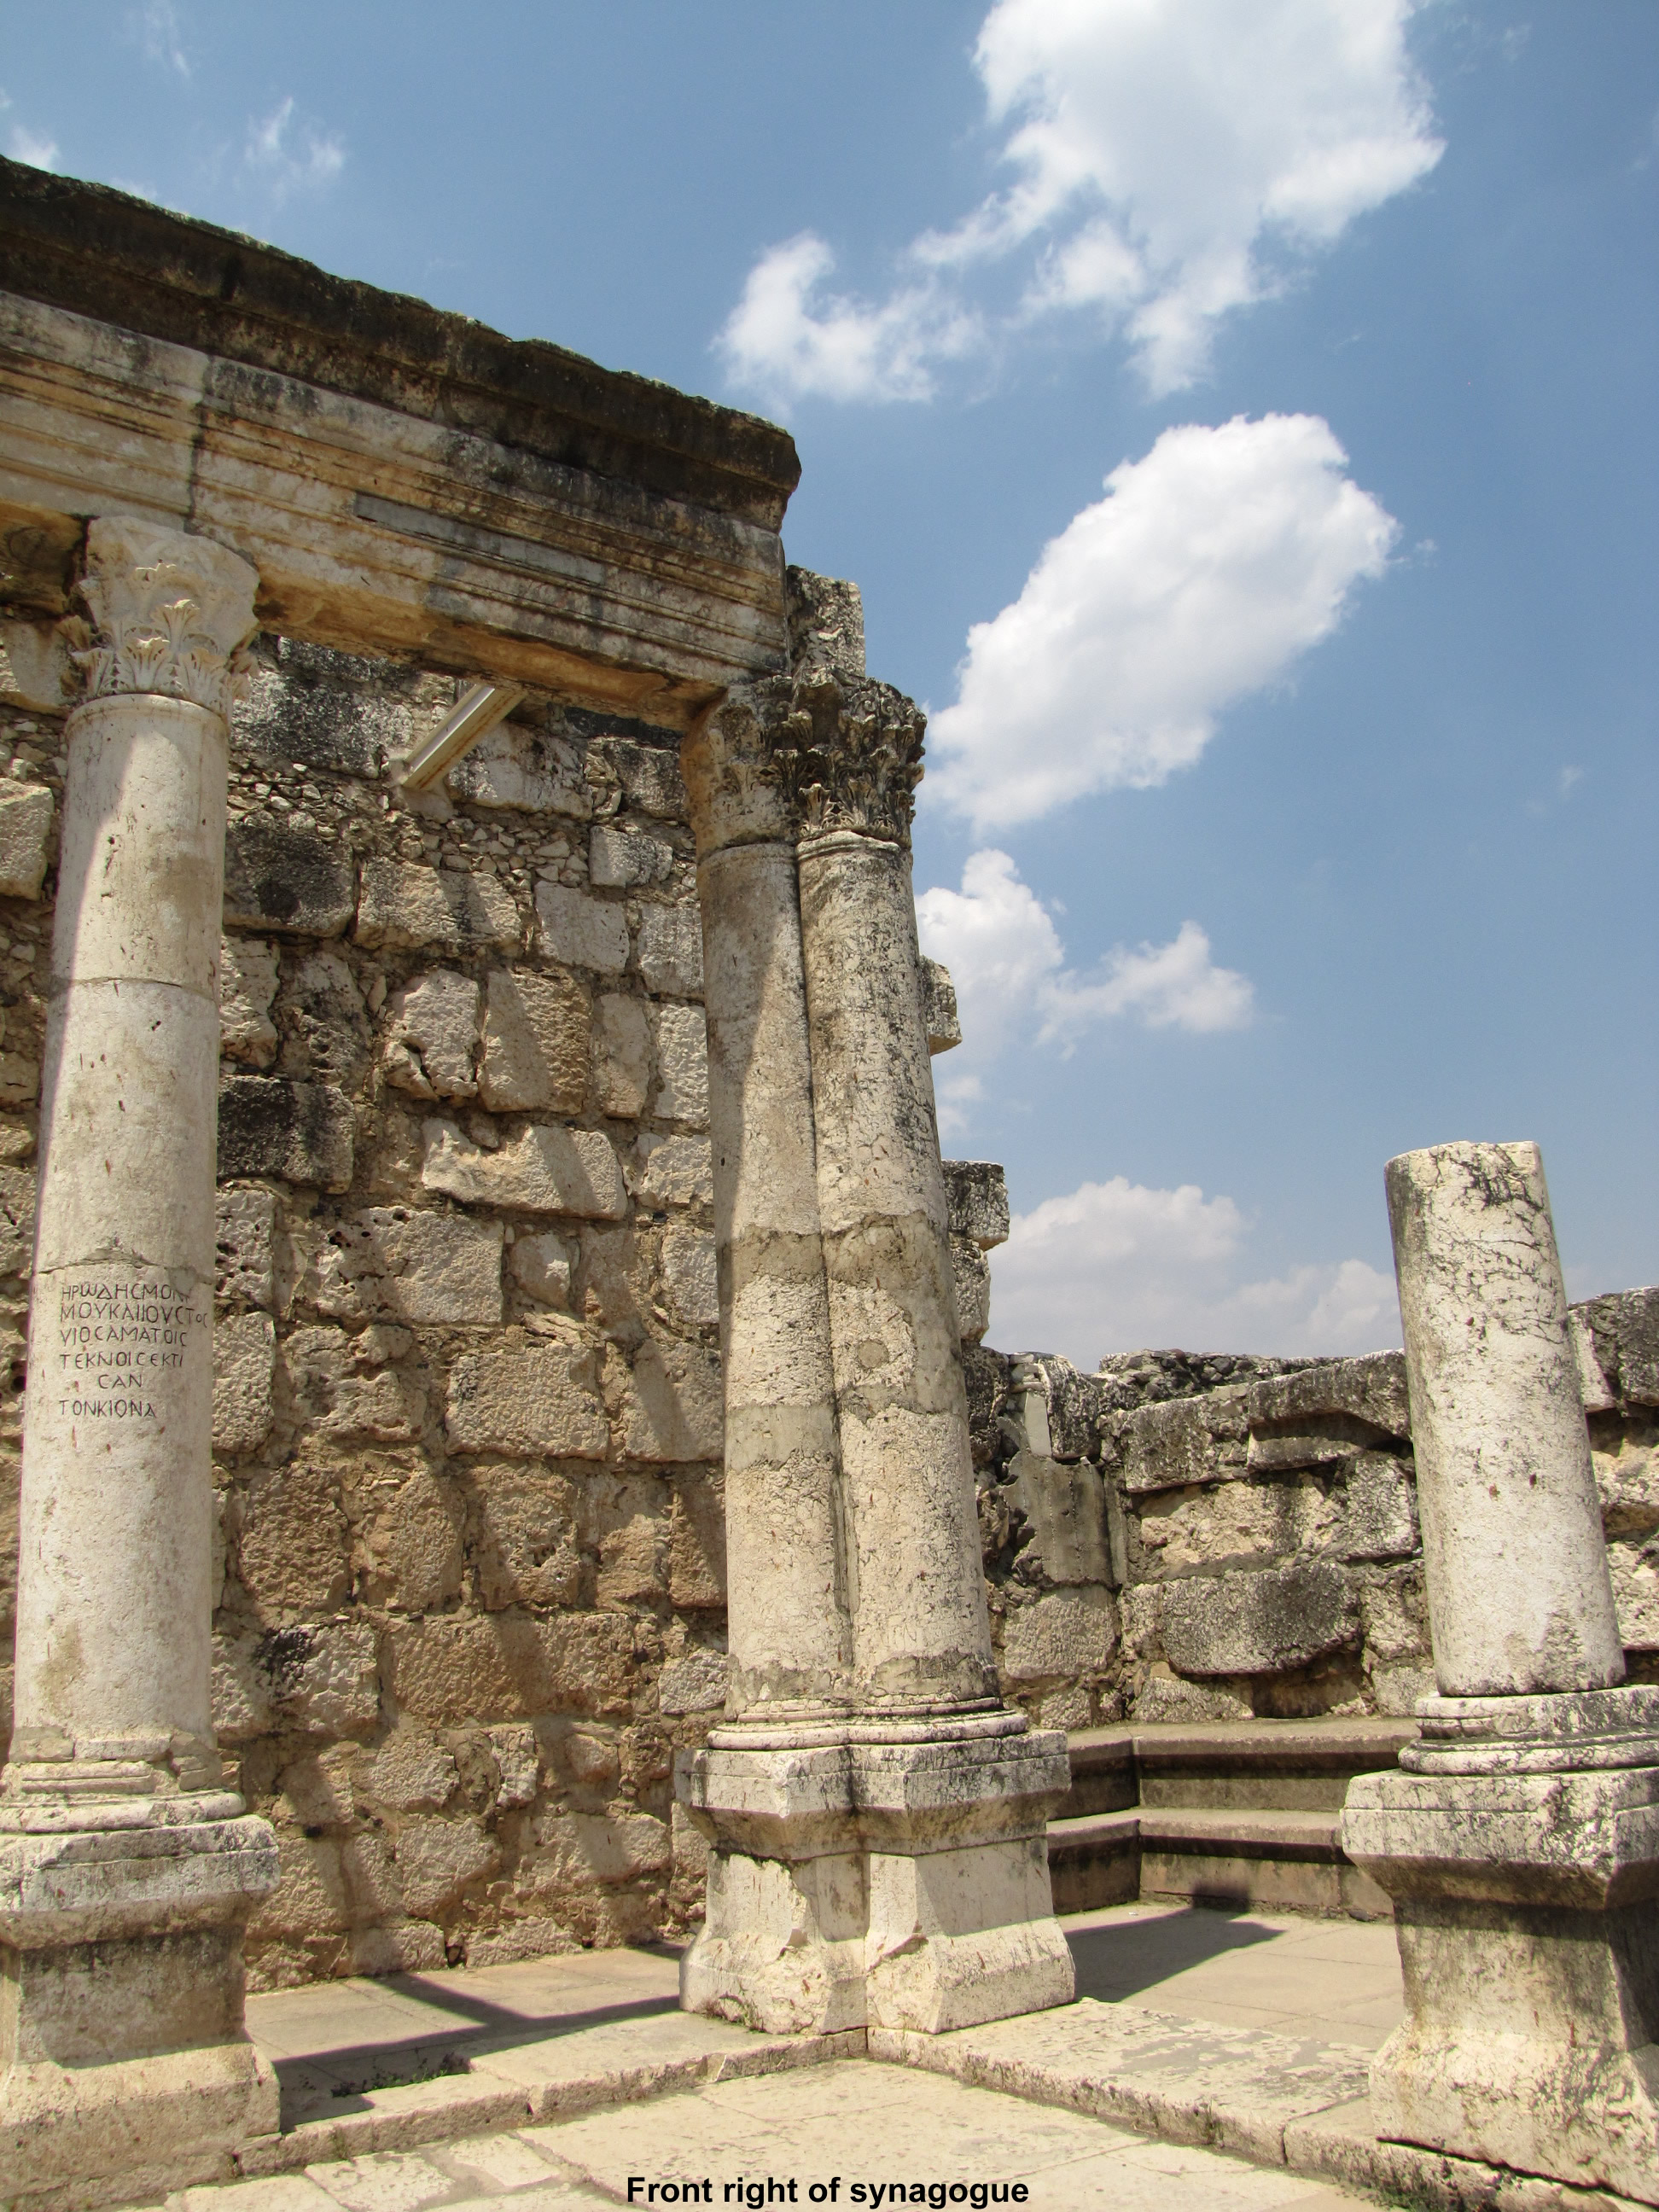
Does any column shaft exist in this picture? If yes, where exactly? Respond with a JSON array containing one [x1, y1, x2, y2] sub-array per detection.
[[699, 832, 851, 1714], [796, 829, 995, 1711], [1385, 1139, 1623, 1696]]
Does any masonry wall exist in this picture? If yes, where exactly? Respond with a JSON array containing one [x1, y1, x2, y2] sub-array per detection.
[[0, 637, 731, 1986], [965, 1293, 1659, 1733]]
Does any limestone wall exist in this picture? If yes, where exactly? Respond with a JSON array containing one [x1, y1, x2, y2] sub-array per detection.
[[967, 1290, 1659, 1732], [0, 637, 729, 1985]]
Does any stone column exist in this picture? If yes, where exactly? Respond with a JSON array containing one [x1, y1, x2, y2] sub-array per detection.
[[0, 517, 279, 2203], [677, 683, 866, 2032], [678, 578, 1073, 2039], [1342, 1141, 1659, 2204]]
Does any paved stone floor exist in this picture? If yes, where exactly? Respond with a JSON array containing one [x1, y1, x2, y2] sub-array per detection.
[[1064, 1902, 1405, 2050], [175, 2061, 1368, 2211], [191, 1910, 1405, 2212]]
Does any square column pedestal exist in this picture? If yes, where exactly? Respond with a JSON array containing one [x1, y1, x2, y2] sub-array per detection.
[[680, 1719, 1076, 2037], [0, 1809, 280, 2206], [1343, 1685, 1659, 2206]]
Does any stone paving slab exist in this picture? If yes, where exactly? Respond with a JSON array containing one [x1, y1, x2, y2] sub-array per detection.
[[171, 2060, 1370, 2212]]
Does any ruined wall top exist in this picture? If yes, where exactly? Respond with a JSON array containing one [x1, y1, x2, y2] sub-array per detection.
[[0, 154, 800, 534]]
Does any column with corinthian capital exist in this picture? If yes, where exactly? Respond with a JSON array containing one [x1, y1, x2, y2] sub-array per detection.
[[0, 517, 279, 2203], [678, 573, 1073, 2040]]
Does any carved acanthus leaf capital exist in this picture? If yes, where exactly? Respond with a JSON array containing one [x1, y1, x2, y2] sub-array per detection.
[[772, 668, 926, 849], [66, 515, 259, 722]]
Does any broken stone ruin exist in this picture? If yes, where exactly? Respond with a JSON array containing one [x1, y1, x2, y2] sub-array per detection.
[[0, 154, 1656, 2210]]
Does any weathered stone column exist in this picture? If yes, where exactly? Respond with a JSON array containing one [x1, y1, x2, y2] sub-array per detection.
[[678, 577, 1072, 2038], [0, 518, 279, 2203], [677, 682, 866, 2031], [789, 633, 1073, 2034], [1342, 1141, 1659, 2204]]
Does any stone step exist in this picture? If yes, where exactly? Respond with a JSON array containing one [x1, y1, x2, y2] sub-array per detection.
[[1048, 1716, 1414, 1919]]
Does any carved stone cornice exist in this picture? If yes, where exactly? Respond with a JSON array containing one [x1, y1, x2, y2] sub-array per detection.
[[63, 515, 259, 721]]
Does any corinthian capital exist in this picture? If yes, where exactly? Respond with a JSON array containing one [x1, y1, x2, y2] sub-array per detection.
[[67, 515, 259, 721], [774, 668, 926, 850]]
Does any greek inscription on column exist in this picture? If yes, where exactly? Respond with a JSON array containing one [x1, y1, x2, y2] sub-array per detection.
[[52, 1270, 210, 1423]]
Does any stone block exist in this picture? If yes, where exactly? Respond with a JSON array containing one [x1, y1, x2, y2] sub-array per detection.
[[212, 1311, 275, 1454], [281, 1324, 421, 1442], [446, 1342, 609, 1458], [0, 1161, 33, 1280], [0, 1046, 37, 1108], [940, 1160, 1010, 1249], [214, 1186, 276, 1307], [218, 1621, 381, 1739], [535, 882, 629, 973], [0, 782, 54, 901], [509, 1230, 574, 1308], [1242, 1350, 1410, 1439], [236, 1462, 351, 1624], [1031, 1356, 1104, 1461], [224, 818, 355, 937], [662, 1225, 718, 1329], [787, 565, 865, 677], [599, 736, 688, 820], [1357, 1563, 1430, 1664], [422, 1118, 627, 1220], [468, 1464, 581, 1610], [355, 860, 521, 952], [385, 1612, 639, 1722], [218, 935, 278, 1067], [218, 1075, 354, 1190], [592, 993, 651, 1117], [649, 1003, 708, 1127], [1161, 1560, 1359, 1677], [921, 958, 960, 1055], [1007, 1451, 1113, 1586], [608, 1337, 723, 1464], [1000, 1587, 1119, 1682], [1118, 1394, 1244, 1494], [636, 904, 704, 998], [590, 823, 672, 888], [358, 1464, 464, 1614], [479, 968, 589, 1114], [1138, 1473, 1337, 1578], [303, 1205, 501, 1325], [669, 1468, 726, 1609], [490, 1723, 542, 1809], [236, 637, 427, 774], [394, 1816, 502, 1918], [950, 1237, 990, 1345], [1132, 1672, 1253, 1725], [1608, 1536, 1659, 1649], [448, 722, 593, 818], [282, 948, 370, 1089], [1574, 1286, 1659, 1408], [630, 1135, 713, 1208], [534, 1808, 672, 1886], [1342, 1451, 1419, 1561], [588, 1470, 668, 1605], [381, 969, 480, 1100]]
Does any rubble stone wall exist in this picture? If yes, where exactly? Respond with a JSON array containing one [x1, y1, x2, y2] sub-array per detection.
[[0, 637, 729, 1986], [965, 1291, 1659, 1733]]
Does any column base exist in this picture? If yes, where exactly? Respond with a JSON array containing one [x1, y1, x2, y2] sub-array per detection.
[[0, 1815, 280, 2209], [1343, 1757, 1659, 2204], [679, 1724, 1075, 2037]]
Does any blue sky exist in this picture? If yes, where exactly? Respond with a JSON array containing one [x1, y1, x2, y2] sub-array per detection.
[[4, 3, 1655, 1360]]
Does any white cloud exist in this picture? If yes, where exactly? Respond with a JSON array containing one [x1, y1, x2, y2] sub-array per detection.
[[926, 413, 1397, 832], [244, 96, 345, 202], [718, 234, 980, 407], [916, 847, 1251, 1132], [990, 1174, 1400, 1361], [719, 0, 1441, 405], [5, 117, 59, 171], [133, 0, 190, 78]]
